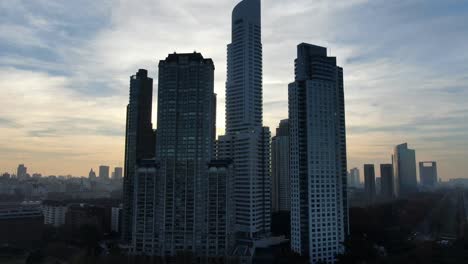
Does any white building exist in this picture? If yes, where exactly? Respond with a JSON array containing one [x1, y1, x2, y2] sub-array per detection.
[[289, 43, 348, 264], [42, 200, 68, 227]]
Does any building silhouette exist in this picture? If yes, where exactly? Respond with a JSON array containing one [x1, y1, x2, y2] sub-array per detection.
[[151, 52, 216, 256], [364, 164, 376, 204], [392, 143, 417, 197], [122, 69, 155, 242], [380, 164, 394, 200], [217, 0, 271, 247], [99, 165, 110, 180], [113, 167, 123, 181], [17, 164, 27, 180], [272, 119, 290, 212], [419, 161, 438, 189], [289, 43, 348, 263]]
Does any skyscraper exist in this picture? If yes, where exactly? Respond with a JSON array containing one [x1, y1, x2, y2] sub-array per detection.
[[380, 164, 394, 200], [348, 168, 360, 188], [218, 0, 271, 245], [122, 69, 155, 242], [99, 165, 110, 180], [392, 143, 417, 197], [154, 52, 215, 255], [17, 164, 27, 180], [419, 161, 438, 189], [364, 164, 376, 204], [272, 119, 290, 212], [289, 43, 348, 263]]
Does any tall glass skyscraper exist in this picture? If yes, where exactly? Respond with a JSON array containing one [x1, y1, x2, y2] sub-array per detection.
[[154, 53, 216, 255], [122, 69, 155, 242], [289, 43, 348, 264], [218, 0, 271, 245]]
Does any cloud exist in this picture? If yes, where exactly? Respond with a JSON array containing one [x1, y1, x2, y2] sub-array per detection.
[[0, 0, 467, 179]]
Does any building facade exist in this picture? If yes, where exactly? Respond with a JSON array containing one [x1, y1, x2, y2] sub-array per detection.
[[132, 159, 160, 255], [122, 69, 156, 242], [272, 119, 290, 212], [289, 43, 348, 264], [392, 143, 417, 197], [111, 207, 121, 233], [206, 160, 235, 257], [154, 52, 216, 255], [42, 200, 68, 227]]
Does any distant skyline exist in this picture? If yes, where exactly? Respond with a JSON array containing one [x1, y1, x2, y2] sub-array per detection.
[[0, 0, 467, 179]]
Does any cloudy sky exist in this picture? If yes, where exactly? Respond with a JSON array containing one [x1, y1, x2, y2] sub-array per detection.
[[0, 0, 467, 179]]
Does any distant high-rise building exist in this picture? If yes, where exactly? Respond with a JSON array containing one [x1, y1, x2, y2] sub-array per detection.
[[218, 0, 272, 247], [99, 165, 110, 180], [122, 69, 155, 242], [151, 52, 216, 255], [393, 143, 417, 197], [380, 164, 394, 200], [17, 164, 27, 180], [271, 119, 290, 212], [348, 168, 360, 188], [289, 43, 348, 263], [88, 169, 97, 180], [419, 161, 438, 189], [113, 167, 123, 180], [364, 165, 376, 204]]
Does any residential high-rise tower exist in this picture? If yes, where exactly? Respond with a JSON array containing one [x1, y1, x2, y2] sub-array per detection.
[[289, 43, 348, 264], [153, 52, 216, 255], [122, 69, 155, 242], [218, 0, 271, 246]]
